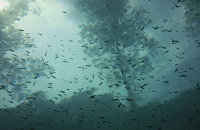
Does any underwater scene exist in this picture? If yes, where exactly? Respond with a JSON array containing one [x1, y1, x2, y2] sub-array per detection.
[[0, 0, 200, 129]]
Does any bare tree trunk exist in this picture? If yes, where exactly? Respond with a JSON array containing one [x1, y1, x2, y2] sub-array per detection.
[[115, 43, 137, 111]]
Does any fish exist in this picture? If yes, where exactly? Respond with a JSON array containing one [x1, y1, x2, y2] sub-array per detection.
[[19, 29, 24, 31], [0, 85, 6, 90], [90, 95, 95, 98], [175, 67, 178, 73], [52, 75, 56, 79], [33, 81, 37, 86], [25, 50, 30, 53], [141, 26, 145, 30], [140, 83, 148, 89], [163, 81, 170, 85], [55, 55, 58, 60], [152, 26, 159, 29], [45, 51, 47, 56], [126, 98, 134, 101], [123, 81, 127, 84], [8, 100, 13, 103], [98, 82, 103, 86], [179, 75, 187, 77], [164, 18, 168, 23], [174, 3, 181, 8], [78, 119, 84, 124], [37, 33, 43, 36], [118, 103, 122, 108], [61, 11, 67, 13]]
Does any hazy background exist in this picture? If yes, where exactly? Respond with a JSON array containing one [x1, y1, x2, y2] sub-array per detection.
[[1, 0, 199, 108]]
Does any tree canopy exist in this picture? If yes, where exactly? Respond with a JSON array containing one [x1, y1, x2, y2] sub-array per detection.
[[0, 0, 55, 102], [75, 0, 160, 111], [181, 0, 200, 37]]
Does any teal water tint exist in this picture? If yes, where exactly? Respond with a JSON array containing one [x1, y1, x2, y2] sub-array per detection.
[[0, 0, 200, 129]]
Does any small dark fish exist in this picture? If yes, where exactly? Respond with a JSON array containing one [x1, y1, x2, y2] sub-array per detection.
[[33, 81, 37, 86], [141, 26, 145, 30], [152, 26, 159, 29], [45, 51, 47, 56], [93, 73, 94, 78], [114, 84, 119, 86], [37, 33, 43, 36], [164, 18, 168, 23], [126, 98, 134, 101], [174, 3, 181, 8], [78, 119, 84, 124], [61, 11, 67, 13], [98, 82, 103, 86], [52, 75, 56, 79], [25, 50, 30, 53], [59, 91, 65, 93], [90, 95, 95, 98], [179, 75, 187, 77], [140, 83, 148, 89], [8, 100, 13, 103], [104, 41, 109, 42], [123, 81, 127, 84], [0, 85, 6, 90], [163, 81, 170, 85], [55, 55, 58, 60], [175, 67, 178, 73], [118, 103, 122, 108]]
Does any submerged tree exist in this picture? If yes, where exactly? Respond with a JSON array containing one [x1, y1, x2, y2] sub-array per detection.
[[181, 0, 200, 37], [0, 0, 55, 103], [75, 0, 159, 111]]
